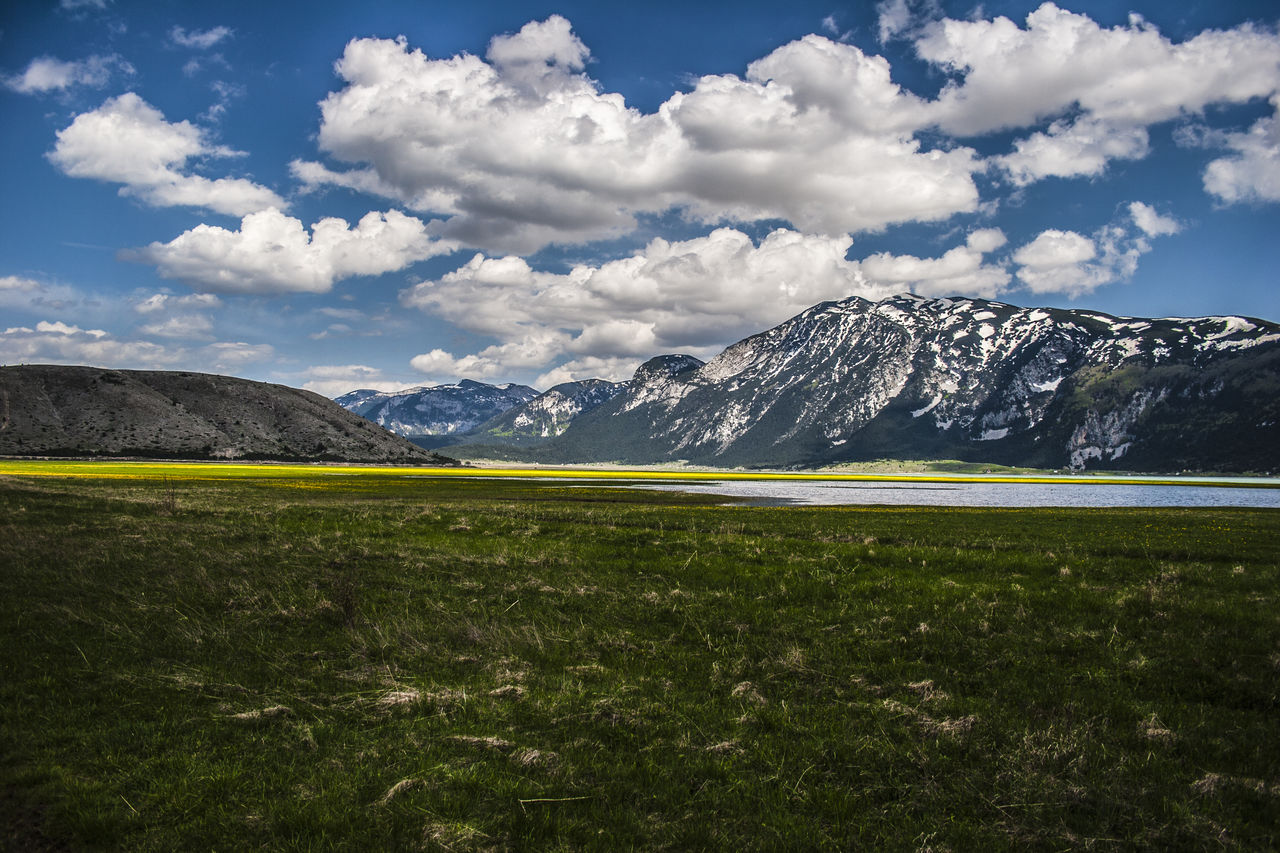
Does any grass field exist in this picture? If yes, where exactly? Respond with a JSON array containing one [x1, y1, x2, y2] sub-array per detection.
[[2, 461, 1278, 849], [1, 458, 1273, 487]]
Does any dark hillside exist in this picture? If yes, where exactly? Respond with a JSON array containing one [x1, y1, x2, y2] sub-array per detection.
[[0, 365, 454, 464]]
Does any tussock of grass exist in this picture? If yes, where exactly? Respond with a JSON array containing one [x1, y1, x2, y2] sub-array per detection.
[[0, 462, 1278, 848], [376, 778, 423, 806]]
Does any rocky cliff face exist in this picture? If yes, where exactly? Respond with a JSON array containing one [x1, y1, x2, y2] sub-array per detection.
[[538, 295, 1280, 471], [0, 365, 453, 464]]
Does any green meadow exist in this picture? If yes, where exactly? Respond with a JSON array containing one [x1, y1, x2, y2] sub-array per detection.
[[1, 461, 1278, 850]]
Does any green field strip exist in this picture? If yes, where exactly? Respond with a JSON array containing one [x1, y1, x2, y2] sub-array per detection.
[[0, 458, 1276, 489]]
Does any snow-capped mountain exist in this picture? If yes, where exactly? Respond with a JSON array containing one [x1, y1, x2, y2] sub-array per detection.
[[335, 379, 539, 437], [533, 295, 1280, 471], [463, 378, 628, 445]]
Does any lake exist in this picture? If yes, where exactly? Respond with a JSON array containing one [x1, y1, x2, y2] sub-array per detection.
[[613, 478, 1280, 508]]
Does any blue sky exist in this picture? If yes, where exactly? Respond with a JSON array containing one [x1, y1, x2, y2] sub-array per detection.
[[2, 0, 1278, 395]]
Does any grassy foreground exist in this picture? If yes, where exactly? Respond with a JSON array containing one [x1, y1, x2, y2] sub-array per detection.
[[1, 463, 1278, 850]]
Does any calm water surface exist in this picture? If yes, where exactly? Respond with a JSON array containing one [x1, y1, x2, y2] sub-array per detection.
[[616, 479, 1280, 508]]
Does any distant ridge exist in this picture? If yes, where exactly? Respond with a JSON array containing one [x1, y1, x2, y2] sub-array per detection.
[[0, 365, 455, 464], [336, 379, 539, 441]]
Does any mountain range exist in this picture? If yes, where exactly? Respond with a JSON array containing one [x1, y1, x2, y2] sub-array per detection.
[[463, 378, 630, 446], [0, 365, 452, 464], [341, 295, 1280, 473], [336, 380, 539, 448]]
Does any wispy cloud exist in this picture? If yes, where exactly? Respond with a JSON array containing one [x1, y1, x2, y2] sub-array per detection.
[[296, 364, 409, 398], [0, 275, 86, 312], [0, 320, 272, 372], [169, 26, 233, 50], [4, 54, 133, 94]]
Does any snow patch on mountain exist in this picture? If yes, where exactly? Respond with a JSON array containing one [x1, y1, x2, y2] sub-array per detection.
[[912, 395, 943, 418]]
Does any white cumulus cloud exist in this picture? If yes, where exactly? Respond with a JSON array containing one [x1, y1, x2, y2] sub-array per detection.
[[1, 320, 167, 368], [0, 275, 45, 294], [297, 364, 407, 397], [403, 228, 873, 352], [876, 0, 939, 43], [997, 117, 1151, 185], [49, 93, 284, 216], [1128, 202, 1181, 237], [533, 356, 657, 390], [36, 320, 107, 338], [858, 228, 1010, 297], [410, 332, 573, 383], [1012, 203, 1178, 297], [914, 4, 1280, 186], [203, 342, 274, 369], [131, 208, 457, 294], [0, 275, 84, 311], [294, 18, 980, 253], [1201, 98, 1280, 204], [918, 4, 1280, 135], [1013, 228, 1127, 296]]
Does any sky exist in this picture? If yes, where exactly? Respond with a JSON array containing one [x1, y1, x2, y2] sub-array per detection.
[[2, 0, 1279, 397]]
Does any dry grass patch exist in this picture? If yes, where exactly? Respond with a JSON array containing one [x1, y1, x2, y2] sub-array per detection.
[[377, 778, 424, 806], [447, 735, 514, 753], [230, 704, 292, 722]]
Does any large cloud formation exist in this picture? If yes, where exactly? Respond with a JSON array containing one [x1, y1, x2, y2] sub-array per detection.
[[118, 5, 1278, 303], [293, 16, 982, 254], [293, 6, 1280, 255], [917, 4, 1280, 183]]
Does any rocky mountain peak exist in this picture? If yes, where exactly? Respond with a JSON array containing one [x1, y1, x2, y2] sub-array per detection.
[[632, 354, 705, 384]]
